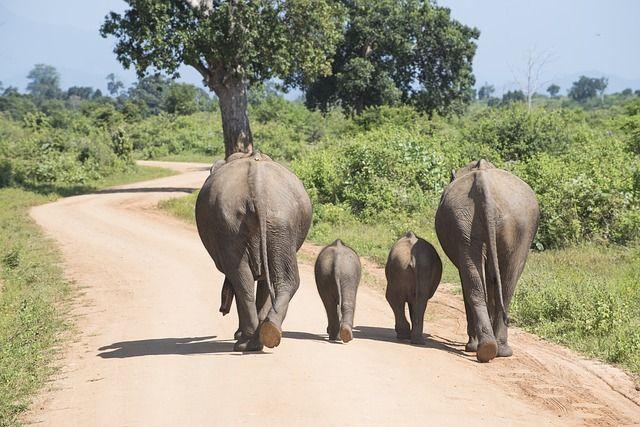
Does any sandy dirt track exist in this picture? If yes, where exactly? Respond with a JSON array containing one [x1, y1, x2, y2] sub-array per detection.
[[26, 161, 640, 426]]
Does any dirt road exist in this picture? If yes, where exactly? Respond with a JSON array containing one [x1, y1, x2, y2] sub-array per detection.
[[27, 161, 640, 426]]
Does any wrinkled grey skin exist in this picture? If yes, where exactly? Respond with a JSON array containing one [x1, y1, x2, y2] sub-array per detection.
[[385, 231, 442, 345], [435, 160, 539, 362], [195, 152, 312, 352], [314, 240, 362, 343]]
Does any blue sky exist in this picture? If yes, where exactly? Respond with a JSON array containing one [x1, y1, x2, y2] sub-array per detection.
[[1, 0, 639, 95]]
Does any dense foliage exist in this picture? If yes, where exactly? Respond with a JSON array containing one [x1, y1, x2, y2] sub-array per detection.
[[304, 0, 479, 116], [293, 102, 639, 249], [101, 0, 345, 155]]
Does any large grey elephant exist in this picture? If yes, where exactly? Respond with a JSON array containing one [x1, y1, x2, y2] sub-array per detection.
[[195, 152, 312, 352], [385, 231, 442, 345], [435, 160, 539, 362], [314, 239, 361, 343]]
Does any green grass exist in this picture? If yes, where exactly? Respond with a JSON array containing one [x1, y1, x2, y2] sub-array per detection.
[[158, 191, 198, 225], [512, 244, 640, 374], [97, 165, 176, 188], [160, 192, 640, 375], [0, 164, 174, 426]]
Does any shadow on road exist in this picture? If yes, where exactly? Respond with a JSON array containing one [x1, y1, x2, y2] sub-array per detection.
[[92, 187, 197, 195], [282, 331, 327, 341], [353, 326, 471, 359], [97, 336, 235, 358]]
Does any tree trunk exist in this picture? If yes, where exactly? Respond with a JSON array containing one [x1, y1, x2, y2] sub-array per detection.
[[215, 78, 253, 158]]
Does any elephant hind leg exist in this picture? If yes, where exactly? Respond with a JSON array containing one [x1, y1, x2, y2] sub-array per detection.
[[256, 280, 272, 324], [387, 291, 410, 340], [260, 261, 301, 349], [318, 285, 340, 340], [409, 298, 428, 345], [493, 264, 522, 358], [460, 264, 497, 363], [462, 283, 478, 352], [228, 263, 262, 352]]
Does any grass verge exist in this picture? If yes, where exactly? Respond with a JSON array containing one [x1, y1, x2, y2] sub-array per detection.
[[160, 192, 640, 375], [0, 164, 174, 426]]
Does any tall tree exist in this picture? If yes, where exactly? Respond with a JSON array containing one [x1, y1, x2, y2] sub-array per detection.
[[164, 82, 205, 115], [478, 83, 495, 101], [66, 86, 95, 100], [304, 0, 479, 116], [594, 77, 608, 103], [127, 74, 172, 115], [546, 84, 560, 97], [501, 89, 525, 104], [26, 64, 62, 101], [511, 48, 554, 111], [101, 0, 344, 157], [106, 73, 125, 97], [568, 76, 607, 103]]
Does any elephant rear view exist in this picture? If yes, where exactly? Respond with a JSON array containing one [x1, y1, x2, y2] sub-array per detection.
[[435, 160, 539, 362], [195, 152, 312, 352], [314, 240, 361, 343], [385, 231, 442, 345]]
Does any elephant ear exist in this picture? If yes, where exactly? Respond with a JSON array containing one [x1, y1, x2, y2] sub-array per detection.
[[450, 169, 456, 182]]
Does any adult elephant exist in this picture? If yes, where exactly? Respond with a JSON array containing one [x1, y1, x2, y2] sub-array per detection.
[[435, 160, 539, 362], [195, 152, 312, 352]]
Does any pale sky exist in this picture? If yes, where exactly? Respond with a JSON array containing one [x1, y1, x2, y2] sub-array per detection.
[[1, 0, 639, 95]]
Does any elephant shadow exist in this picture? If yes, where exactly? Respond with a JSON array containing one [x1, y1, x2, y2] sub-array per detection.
[[97, 335, 246, 358], [353, 326, 471, 359]]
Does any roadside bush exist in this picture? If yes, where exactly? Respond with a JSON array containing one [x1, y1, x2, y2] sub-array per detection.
[[0, 114, 132, 191], [463, 104, 577, 161], [511, 130, 640, 248], [293, 126, 458, 218]]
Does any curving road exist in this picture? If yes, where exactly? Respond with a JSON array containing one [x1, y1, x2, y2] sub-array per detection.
[[26, 161, 640, 426]]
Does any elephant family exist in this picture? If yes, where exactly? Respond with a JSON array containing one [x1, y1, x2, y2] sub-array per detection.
[[195, 152, 312, 352], [385, 231, 442, 345], [314, 240, 361, 343], [435, 159, 539, 362]]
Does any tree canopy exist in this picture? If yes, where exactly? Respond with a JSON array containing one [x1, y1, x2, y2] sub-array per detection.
[[547, 84, 560, 97], [26, 64, 62, 101], [101, 0, 345, 156], [478, 83, 495, 101], [304, 0, 479, 116], [568, 76, 608, 103]]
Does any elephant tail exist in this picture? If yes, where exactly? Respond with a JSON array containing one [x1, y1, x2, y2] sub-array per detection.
[[476, 171, 508, 325], [335, 269, 343, 319], [251, 159, 277, 310], [258, 205, 276, 309]]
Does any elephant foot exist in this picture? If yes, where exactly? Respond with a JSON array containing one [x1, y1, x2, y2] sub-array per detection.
[[339, 324, 353, 343], [234, 328, 243, 341], [327, 326, 340, 341], [233, 337, 263, 352], [259, 320, 282, 348], [497, 343, 513, 358], [465, 337, 478, 352], [396, 329, 411, 341], [476, 339, 498, 363], [410, 334, 426, 346]]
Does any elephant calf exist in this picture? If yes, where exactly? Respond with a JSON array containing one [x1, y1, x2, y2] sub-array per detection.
[[385, 231, 442, 345], [314, 240, 361, 343]]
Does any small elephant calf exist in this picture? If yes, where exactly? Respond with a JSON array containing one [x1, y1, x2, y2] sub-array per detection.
[[314, 240, 361, 343], [385, 231, 442, 344]]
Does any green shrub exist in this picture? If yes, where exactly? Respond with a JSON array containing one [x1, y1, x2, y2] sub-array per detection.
[[463, 104, 577, 161], [511, 131, 639, 248], [294, 126, 457, 217]]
